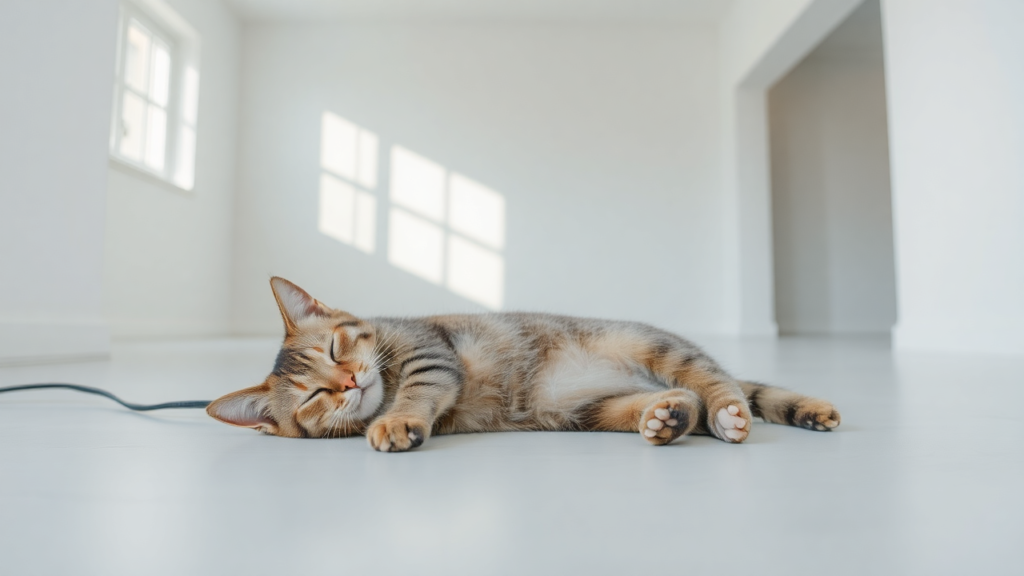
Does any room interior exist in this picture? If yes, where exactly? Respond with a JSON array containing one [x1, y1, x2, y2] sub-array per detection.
[[1, 0, 1022, 574]]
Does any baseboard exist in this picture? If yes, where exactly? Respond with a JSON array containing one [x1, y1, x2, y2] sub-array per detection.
[[893, 322, 1024, 357], [709, 320, 779, 338], [0, 320, 111, 366], [106, 317, 231, 340], [739, 321, 779, 338]]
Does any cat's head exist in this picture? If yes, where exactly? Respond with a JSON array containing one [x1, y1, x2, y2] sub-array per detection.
[[206, 277, 385, 437]]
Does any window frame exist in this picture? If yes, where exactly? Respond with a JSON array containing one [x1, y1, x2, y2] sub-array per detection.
[[109, 0, 200, 191]]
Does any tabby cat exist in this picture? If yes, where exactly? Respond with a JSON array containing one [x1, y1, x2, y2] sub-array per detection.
[[207, 277, 841, 451]]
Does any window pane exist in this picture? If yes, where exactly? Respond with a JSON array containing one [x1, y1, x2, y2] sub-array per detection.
[[150, 41, 171, 107], [174, 126, 196, 189], [119, 90, 146, 161], [124, 21, 151, 93], [145, 104, 167, 171]]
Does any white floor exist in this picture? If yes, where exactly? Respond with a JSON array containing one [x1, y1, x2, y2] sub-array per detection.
[[1, 337, 1022, 576]]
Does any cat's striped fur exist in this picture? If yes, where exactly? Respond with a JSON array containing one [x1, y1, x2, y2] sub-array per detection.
[[207, 278, 841, 451]]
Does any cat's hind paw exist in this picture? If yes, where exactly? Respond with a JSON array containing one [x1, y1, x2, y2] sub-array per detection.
[[790, 400, 841, 431], [715, 404, 750, 443], [640, 398, 696, 446]]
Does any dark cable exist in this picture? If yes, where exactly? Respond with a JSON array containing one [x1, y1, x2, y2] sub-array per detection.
[[0, 383, 210, 411]]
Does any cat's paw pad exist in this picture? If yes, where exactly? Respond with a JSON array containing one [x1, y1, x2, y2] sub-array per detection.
[[366, 415, 428, 452], [640, 399, 693, 446], [793, 400, 841, 431], [715, 404, 750, 443]]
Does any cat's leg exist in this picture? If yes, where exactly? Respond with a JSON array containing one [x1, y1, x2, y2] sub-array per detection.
[[366, 384, 460, 452], [636, 339, 753, 443], [366, 353, 463, 452], [741, 381, 841, 431], [584, 389, 700, 445]]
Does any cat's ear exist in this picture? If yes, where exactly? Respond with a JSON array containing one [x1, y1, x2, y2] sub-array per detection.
[[270, 277, 332, 334], [206, 383, 278, 433]]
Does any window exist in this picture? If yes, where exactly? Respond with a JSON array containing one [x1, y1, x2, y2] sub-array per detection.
[[110, 0, 199, 190]]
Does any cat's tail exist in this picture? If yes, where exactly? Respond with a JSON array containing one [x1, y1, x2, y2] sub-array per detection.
[[739, 380, 841, 431]]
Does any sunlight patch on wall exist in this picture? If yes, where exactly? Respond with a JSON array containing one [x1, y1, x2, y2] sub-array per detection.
[[319, 112, 379, 253], [319, 175, 377, 253], [316, 114, 506, 309], [388, 208, 445, 284], [448, 173, 506, 250], [388, 145, 506, 310], [447, 234, 504, 310], [390, 146, 446, 221]]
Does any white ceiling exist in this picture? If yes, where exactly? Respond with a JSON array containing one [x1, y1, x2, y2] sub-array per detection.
[[223, 0, 734, 24]]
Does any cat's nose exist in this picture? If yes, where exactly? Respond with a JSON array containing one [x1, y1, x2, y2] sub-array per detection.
[[339, 370, 358, 390]]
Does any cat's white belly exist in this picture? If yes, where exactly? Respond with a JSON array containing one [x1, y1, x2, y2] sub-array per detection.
[[533, 345, 663, 413]]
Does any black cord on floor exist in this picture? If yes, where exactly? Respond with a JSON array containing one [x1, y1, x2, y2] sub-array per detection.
[[0, 383, 210, 411]]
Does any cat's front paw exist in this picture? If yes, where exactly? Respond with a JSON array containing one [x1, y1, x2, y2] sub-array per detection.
[[366, 415, 429, 452]]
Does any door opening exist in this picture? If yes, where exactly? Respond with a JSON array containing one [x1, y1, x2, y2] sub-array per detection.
[[768, 0, 897, 336]]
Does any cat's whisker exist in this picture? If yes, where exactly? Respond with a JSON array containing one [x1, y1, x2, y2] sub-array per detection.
[[369, 336, 400, 374], [376, 332, 402, 363], [332, 408, 348, 437], [368, 351, 385, 372], [322, 410, 334, 437], [373, 351, 397, 372], [369, 330, 387, 355], [326, 409, 343, 438], [374, 348, 393, 364], [366, 340, 385, 366], [327, 412, 340, 438], [376, 328, 400, 356], [339, 414, 351, 437], [375, 346, 397, 365], [370, 346, 395, 371], [370, 346, 386, 365]]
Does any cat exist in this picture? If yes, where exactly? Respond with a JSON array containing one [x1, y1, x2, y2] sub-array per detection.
[[207, 277, 841, 451]]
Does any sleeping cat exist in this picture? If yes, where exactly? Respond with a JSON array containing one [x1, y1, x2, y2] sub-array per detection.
[[207, 277, 841, 451]]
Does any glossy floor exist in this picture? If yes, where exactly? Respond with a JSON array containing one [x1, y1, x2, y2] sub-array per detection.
[[1, 337, 1022, 576]]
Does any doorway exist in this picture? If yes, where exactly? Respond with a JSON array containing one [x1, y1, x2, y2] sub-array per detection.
[[768, 0, 896, 336]]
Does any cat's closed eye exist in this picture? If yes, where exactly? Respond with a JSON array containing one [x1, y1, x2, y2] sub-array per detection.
[[302, 388, 332, 406]]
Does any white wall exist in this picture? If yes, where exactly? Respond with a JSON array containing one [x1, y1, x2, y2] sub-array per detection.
[[103, 0, 241, 338], [717, 0, 862, 336], [232, 23, 724, 336], [0, 0, 119, 362], [882, 0, 1024, 355], [721, 0, 816, 86], [769, 0, 897, 335]]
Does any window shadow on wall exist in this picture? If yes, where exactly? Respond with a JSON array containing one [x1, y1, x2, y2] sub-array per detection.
[[318, 111, 506, 311]]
